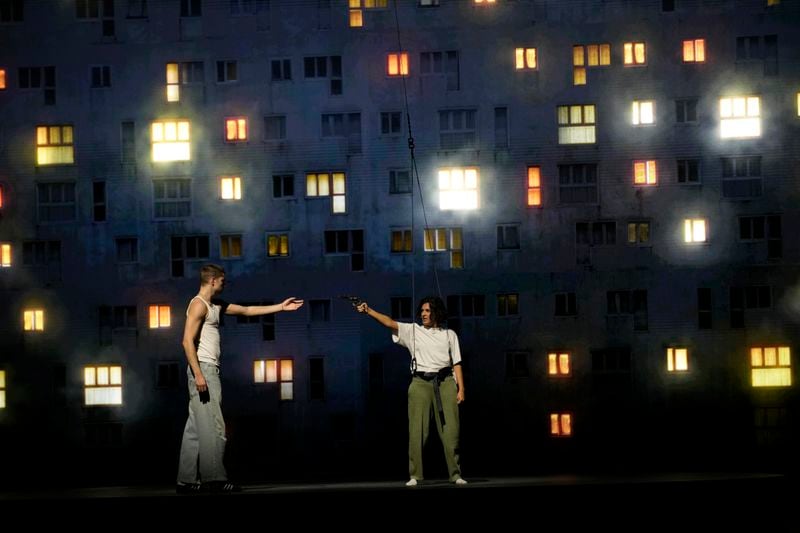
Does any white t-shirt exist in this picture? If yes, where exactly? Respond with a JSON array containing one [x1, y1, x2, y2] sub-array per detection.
[[392, 322, 462, 372]]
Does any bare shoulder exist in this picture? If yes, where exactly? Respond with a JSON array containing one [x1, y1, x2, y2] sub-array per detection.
[[187, 298, 208, 318]]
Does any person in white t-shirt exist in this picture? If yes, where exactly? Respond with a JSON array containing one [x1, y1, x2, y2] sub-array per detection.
[[176, 263, 303, 494], [356, 296, 467, 486]]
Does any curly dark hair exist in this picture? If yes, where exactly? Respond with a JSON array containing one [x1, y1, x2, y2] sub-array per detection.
[[417, 296, 448, 327]]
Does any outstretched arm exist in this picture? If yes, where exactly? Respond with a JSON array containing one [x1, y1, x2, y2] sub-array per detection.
[[356, 302, 398, 334], [226, 297, 304, 316]]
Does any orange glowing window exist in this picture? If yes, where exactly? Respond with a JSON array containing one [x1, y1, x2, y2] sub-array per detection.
[[0, 68, 6, 89], [148, 305, 171, 328], [750, 346, 791, 387], [634, 160, 657, 185], [84, 365, 123, 406], [1, 243, 11, 267], [682, 39, 706, 62], [0, 370, 6, 409], [667, 348, 689, 372], [349, 9, 362, 27], [474, 0, 496, 3], [527, 166, 542, 206], [23, 309, 44, 331], [225, 118, 247, 141], [220, 176, 242, 200], [0, 184, 4, 208], [548, 353, 571, 376], [387, 53, 409, 76], [550, 413, 572, 436], [253, 358, 294, 400], [515, 48, 537, 70], [624, 42, 646, 65]]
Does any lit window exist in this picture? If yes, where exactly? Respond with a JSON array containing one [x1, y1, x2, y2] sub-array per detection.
[[391, 229, 413, 253], [632, 100, 654, 125], [667, 348, 689, 372], [254, 358, 294, 400], [148, 305, 171, 328], [797, 92, 800, 116], [515, 48, 537, 70], [166, 63, 179, 102], [751, 346, 791, 387], [267, 233, 290, 257], [550, 413, 572, 436], [0, 184, 3, 208], [0, 68, 5, 89], [84, 365, 122, 406], [423, 228, 463, 269], [684, 219, 707, 243], [220, 176, 242, 200], [627, 222, 650, 245], [634, 160, 657, 185], [557, 105, 596, 144], [151, 120, 190, 161], [527, 166, 542, 207], [23, 309, 44, 331], [438, 167, 479, 210], [225, 118, 247, 141], [0, 370, 5, 409], [572, 43, 610, 85], [387, 53, 409, 76], [474, 0, 496, 3], [1, 243, 10, 267], [573, 67, 586, 85], [624, 42, 646, 65], [720, 96, 761, 138], [36, 125, 75, 165], [220, 235, 242, 259], [683, 39, 706, 62], [349, 9, 363, 27], [548, 353, 571, 376], [767, 0, 780, 5], [306, 172, 347, 213]]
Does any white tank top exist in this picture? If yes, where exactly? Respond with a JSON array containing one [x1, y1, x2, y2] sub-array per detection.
[[187, 296, 221, 367]]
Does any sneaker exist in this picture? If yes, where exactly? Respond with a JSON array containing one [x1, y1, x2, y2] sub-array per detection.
[[405, 478, 418, 487], [453, 477, 468, 485], [175, 482, 201, 494], [204, 481, 242, 493]]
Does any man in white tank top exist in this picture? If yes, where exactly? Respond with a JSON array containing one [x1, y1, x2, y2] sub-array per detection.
[[176, 264, 303, 494]]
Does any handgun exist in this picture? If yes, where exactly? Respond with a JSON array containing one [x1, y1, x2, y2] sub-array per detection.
[[338, 295, 363, 308]]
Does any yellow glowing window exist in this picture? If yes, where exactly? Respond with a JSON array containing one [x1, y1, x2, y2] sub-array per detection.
[[220, 235, 242, 259], [423, 228, 463, 269], [23, 309, 44, 331], [0, 370, 5, 409], [387, 53, 409, 76], [1, 243, 10, 267], [527, 166, 542, 207], [634, 160, 657, 185], [683, 39, 706, 62], [220, 176, 242, 200], [267, 234, 289, 257], [349, 9, 362, 26], [720, 96, 761, 139], [573, 67, 586, 85], [36, 125, 75, 165], [550, 413, 572, 436], [632, 100, 654, 125], [548, 353, 571, 376], [225, 118, 247, 141], [84, 365, 122, 406], [151, 120, 191, 162], [684, 219, 707, 243], [557, 105, 596, 144], [438, 167, 479, 210], [767, 0, 780, 5], [797, 92, 800, 116], [515, 48, 537, 70], [667, 348, 689, 372], [166, 63, 179, 102], [254, 359, 294, 400], [751, 346, 791, 387], [148, 305, 171, 328], [307, 172, 346, 213], [624, 42, 646, 65], [589, 44, 611, 66], [0, 69, 6, 89]]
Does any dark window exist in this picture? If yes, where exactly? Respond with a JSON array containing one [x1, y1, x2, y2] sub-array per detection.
[[310, 299, 331, 322], [157, 362, 180, 389], [506, 352, 529, 378], [555, 293, 577, 316], [93, 181, 106, 222], [698, 288, 712, 329], [390, 297, 412, 320], [272, 174, 294, 198], [309, 358, 324, 400]]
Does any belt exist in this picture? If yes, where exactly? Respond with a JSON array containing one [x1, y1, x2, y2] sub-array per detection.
[[414, 368, 453, 425]]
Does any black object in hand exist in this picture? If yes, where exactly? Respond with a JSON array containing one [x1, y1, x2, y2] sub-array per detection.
[[199, 389, 210, 404], [338, 295, 363, 308]]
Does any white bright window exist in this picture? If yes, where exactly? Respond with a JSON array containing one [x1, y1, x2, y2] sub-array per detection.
[[720, 96, 761, 138], [632, 100, 654, 125], [557, 105, 596, 144], [438, 167, 479, 210], [84, 365, 123, 406], [151, 120, 191, 161], [220, 176, 242, 200], [751, 346, 791, 387], [684, 219, 707, 243], [515, 48, 537, 70], [667, 348, 689, 372]]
